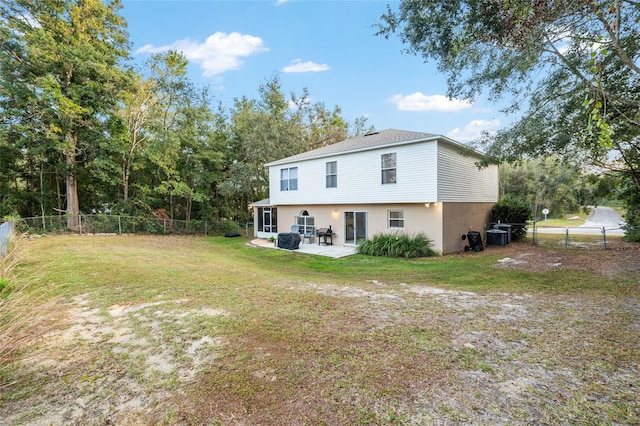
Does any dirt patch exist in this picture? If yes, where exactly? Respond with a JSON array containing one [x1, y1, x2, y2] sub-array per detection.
[[2, 241, 639, 425], [489, 242, 640, 276], [1, 295, 228, 425]]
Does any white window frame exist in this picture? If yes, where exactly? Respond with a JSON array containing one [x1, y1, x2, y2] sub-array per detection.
[[326, 161, 337, 188], [388, 209, 404, 229], [381, 153, 396, 185], [295, 214, 315, 234], [280, 167, 298, 191]]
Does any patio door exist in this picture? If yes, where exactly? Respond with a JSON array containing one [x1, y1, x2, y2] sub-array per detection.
[[344, 211, 367, 245], [261, 208, 276, 233]]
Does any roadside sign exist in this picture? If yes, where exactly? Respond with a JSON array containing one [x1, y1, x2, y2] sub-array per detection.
[[542, 208, 549, 221]]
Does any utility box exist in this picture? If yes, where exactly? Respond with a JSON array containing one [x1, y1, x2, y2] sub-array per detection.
[[493, 223, 512, 244], [486, 229, 508, 246]]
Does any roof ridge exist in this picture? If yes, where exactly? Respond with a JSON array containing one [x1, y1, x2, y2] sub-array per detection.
[[266, 128, 447, 166]]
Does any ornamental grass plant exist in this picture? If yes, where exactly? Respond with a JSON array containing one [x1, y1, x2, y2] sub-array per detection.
[[357, 232, 437, 258]]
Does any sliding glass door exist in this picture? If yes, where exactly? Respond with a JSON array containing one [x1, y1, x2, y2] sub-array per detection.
[[344, 211, 367, 245]]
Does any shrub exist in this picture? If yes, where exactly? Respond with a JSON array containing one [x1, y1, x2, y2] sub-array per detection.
[[490, 195, 532, 241], [624, 192, 640, 242], [357, 233, 437, 258], [0, 277, 10, 299]]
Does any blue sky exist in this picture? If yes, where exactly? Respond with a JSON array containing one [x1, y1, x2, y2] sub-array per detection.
[[120, 0, 514, 143]]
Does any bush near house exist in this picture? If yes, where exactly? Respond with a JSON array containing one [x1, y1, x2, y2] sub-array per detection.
[[491, 196, 532, 241], [357, 232, 436, 258]]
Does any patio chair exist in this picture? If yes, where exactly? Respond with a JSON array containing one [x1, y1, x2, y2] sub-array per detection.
[[303, 227, 314, 244]]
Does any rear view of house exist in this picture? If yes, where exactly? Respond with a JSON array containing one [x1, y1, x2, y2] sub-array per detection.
[[251, 129, 498, 254]]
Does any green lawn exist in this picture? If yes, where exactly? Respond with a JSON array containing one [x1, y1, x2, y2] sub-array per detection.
[[1, 235, 638, 425], [534, 210, 589, 227]]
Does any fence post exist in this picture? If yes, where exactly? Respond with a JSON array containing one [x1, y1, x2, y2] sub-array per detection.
[[205, 221, 208, 236], [565, 227, 569, 249], [532, 220, 537, 245], [0, 222, 14, 256], [602, 227, 607, 249], [79, 214, 83, 234], [118, 215, 122, 234]]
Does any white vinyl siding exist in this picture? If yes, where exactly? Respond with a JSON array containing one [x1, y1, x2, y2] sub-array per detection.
[[269, 142, 438, 205], [436, 142, 499, 202]]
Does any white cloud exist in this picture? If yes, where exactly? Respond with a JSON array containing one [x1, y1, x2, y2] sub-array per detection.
[[136, 32, 268, 77], [282, 59, 330, 73], [446, 119, 501, 143], [387, 92, 472, 112]]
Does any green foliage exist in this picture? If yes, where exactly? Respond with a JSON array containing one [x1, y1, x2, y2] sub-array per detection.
[[499, 158, 609, 217], [0, 0, 133, 225], [619, 176, 640, 242], [0, 277, 10, 299], [377, 1, 640, 198], [2, 2, 371, 224], [490, 196, 532, 241], [357, 233, 436, 258]]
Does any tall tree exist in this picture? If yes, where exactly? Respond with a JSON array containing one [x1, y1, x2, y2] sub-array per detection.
[[172, 88, 226, 222], [0, 0, 131, 228], [117, 74, 157, 204], [376, 1, 640, 189], [227, 75, 308, 212], [500, 158, 596, 217]]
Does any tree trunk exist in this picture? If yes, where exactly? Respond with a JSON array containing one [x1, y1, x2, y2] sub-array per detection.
[[65, 134, 80, 230], [123, 161, 131, 203]]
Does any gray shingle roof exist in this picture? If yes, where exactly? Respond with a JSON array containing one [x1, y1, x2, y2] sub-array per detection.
[[266, 129, 441, 166]]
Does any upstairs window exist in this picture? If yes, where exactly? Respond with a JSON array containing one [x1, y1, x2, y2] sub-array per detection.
[[381, 153, 396, 184], [326, 161, 337, 188], [280, 167, 298, 191]]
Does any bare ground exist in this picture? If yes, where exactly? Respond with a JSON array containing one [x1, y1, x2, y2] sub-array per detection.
[[1, 243, 639, 425]]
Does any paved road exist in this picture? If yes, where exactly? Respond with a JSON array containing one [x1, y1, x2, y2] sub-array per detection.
[[581, 206, 626, 228], [533, 206, 626, 236]]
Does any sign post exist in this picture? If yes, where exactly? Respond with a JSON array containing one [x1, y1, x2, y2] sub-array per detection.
[[542, 208, 549, 221]]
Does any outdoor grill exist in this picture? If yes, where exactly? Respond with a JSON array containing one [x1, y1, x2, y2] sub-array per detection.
[[316, 226, 334, 246]]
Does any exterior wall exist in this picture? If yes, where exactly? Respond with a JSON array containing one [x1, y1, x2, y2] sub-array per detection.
[[275, 203, 444, 253], [269, 142, 438, 206], [437, 142, 499, 202], [259, 135, 498, 254], [441, 202, 494, 254]]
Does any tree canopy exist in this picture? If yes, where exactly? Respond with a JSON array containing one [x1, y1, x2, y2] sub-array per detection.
[[377, 1, 639, 181], [0, 1, 369, 224], [1, 0, 133, 228], [377, 0, 640, 237]]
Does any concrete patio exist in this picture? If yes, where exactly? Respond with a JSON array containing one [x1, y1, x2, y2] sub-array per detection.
[[249, 238, 357, 258]]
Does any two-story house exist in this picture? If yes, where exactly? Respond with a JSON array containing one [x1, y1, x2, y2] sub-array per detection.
[[251, 129, 499, 254]]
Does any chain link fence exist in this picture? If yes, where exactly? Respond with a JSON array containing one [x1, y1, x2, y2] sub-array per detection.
[[485, 221, 632, 250], [530, 223, 630, 250], [16, 214, 254, 238]]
